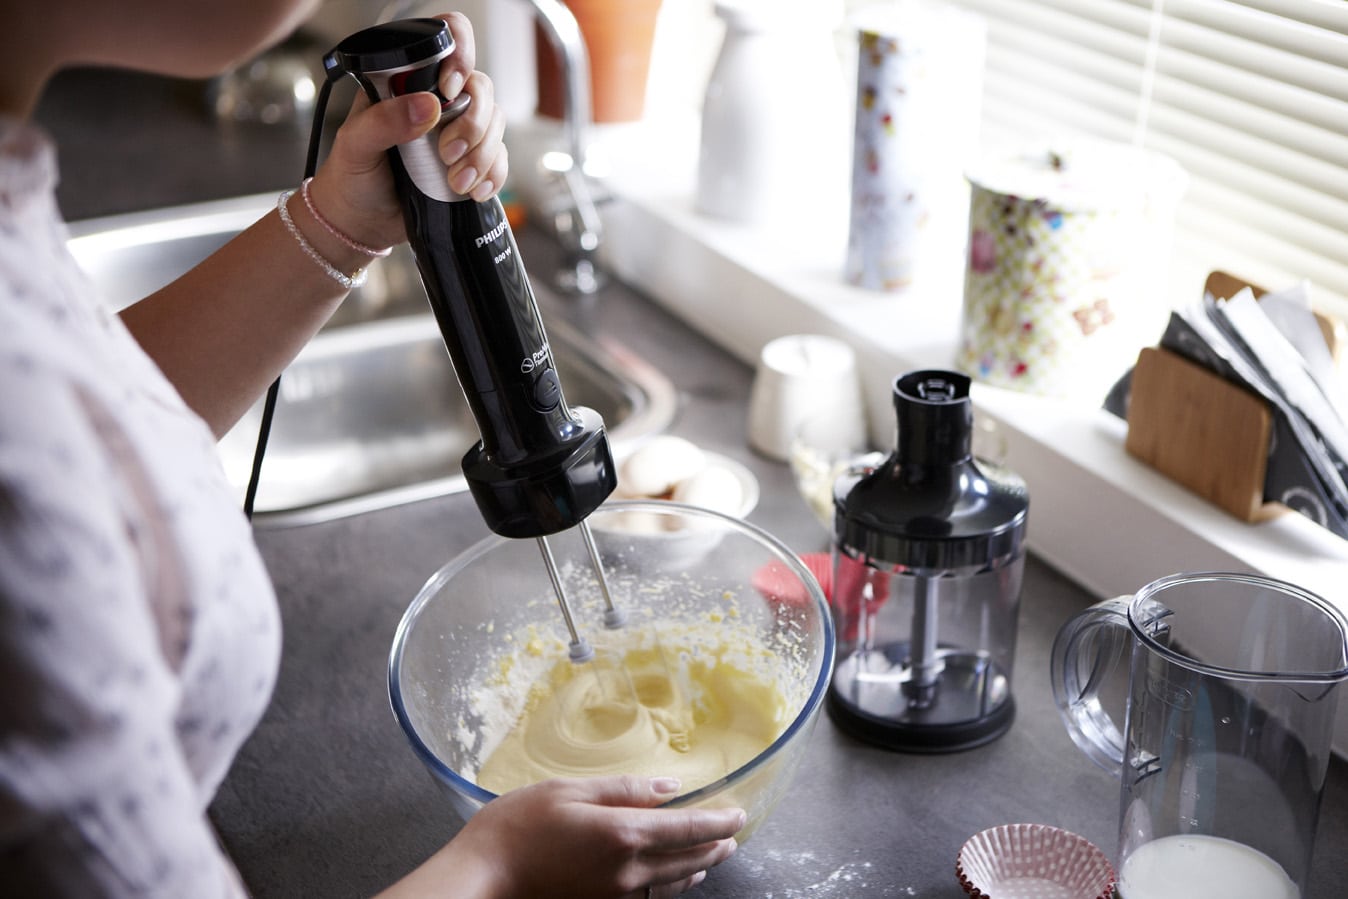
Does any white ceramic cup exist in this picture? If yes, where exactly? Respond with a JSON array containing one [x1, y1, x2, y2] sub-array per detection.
[[746, 334, 867, 461]]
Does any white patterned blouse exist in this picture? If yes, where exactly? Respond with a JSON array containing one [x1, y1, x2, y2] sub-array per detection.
[[0, 119, 280, 897]]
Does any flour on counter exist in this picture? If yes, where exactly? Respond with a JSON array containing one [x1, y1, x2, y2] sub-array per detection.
[[742, 849, 906, 897]]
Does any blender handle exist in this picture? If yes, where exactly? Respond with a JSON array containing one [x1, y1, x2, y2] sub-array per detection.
[[1049, 596, 1135, 778], [322, 20, 617, 538]]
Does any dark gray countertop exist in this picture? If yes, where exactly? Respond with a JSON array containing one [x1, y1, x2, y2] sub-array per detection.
[[36, 67, 1348, 898]]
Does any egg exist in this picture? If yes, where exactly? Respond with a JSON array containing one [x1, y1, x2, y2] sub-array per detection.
[[671, 463, 745, 516], [619, 435, 708, 497]]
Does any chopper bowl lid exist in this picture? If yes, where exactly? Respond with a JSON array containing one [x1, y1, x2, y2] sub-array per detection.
[[834, 463, 1029, 569], [834, 369, 1029, 569]]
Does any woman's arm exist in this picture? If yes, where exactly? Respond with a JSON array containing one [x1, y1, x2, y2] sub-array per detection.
[[119, 13, 506, 438]]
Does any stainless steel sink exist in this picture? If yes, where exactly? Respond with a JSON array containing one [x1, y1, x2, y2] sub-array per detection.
[[67, 194, 677, 526]]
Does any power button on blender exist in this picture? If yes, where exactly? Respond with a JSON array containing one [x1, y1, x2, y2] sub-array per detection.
[[532, 369, 562, 411]]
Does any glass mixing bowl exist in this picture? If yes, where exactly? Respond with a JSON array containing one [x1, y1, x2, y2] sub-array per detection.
[[388, 500, 834, 839]]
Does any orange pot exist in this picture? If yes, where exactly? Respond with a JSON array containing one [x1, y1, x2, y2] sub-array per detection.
[[535, 0, 663, 124]]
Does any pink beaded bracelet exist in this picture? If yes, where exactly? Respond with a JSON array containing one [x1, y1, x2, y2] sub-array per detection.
[[300, 177, 392, 258]]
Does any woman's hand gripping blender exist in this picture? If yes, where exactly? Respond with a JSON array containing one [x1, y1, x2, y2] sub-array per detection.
[[321, 18, 744, 899]]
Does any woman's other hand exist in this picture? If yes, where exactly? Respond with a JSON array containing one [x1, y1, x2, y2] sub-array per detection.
[[380, 776, 745, 899]]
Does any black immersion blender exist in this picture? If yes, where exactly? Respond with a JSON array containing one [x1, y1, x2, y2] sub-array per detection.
[[324, 19, 622, 661]]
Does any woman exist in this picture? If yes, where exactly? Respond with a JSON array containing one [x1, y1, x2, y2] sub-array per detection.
[[0, 2, 744, 897]]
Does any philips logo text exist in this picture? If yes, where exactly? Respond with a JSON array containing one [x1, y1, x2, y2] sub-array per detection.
[[475, 220, 508, 249]]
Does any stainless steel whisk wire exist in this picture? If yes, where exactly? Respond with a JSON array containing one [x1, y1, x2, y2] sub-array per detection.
[[536, 533, 595, 663]]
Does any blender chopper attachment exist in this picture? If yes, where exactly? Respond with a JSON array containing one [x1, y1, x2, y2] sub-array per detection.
[[828, 370, 1029, 751], [323, 19, 623, 661]]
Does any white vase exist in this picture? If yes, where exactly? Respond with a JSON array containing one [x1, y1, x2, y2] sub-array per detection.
[[695, 0, 845, 225]]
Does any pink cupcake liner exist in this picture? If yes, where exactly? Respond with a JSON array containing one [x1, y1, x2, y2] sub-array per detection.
[[957, 823, 1115, 899]]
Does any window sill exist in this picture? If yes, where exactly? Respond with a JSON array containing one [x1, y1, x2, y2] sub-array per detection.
[[593, 121, 1348, 612]]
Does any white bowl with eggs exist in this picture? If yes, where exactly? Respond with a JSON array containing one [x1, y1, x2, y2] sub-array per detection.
[[601, 436, 759, 565]]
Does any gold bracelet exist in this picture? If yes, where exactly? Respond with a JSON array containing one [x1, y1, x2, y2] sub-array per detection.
[[277, 189, 368, 290]]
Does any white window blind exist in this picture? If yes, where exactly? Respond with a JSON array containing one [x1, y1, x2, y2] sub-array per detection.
[[944, 0, 1348, 316]]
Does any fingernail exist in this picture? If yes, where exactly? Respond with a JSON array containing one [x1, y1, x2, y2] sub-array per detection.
[[736, 810, 747, 829], [470, 180, 495, 202], [650, 776, 681, 795], [443, 71, 465, 99], [409, 93, 439, 125], [451, 166, 478, 195], [443, 138, 468, 164]]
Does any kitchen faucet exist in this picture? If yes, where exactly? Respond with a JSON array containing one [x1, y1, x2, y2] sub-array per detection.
[[377, 0, 606, 294], [525, 0, 606, 295]]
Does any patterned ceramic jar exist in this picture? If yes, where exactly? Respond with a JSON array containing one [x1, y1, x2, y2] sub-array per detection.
[[957, 141, 1187, 399]]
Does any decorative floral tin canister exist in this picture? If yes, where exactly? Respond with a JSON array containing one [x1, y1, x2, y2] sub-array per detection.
[[845, 1, 986, 292], [957, 141, 1187, 400]]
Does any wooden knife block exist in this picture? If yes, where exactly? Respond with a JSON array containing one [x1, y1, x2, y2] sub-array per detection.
[[1123, 271, 1342, 523], [1125, 345, 1282, 522]]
